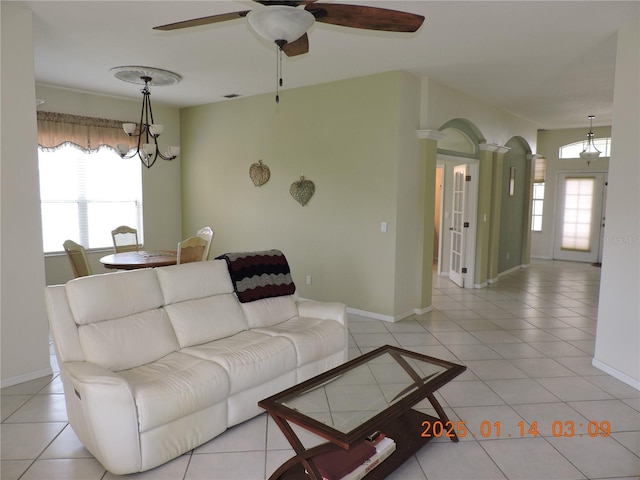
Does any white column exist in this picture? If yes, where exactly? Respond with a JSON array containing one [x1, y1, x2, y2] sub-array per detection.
[[1, 5, 52, 386], [593, 16, 640, 389]]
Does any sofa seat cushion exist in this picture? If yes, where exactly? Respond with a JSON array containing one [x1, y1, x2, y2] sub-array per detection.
[[253, 317, 346, 367], [182, 331, 297, 395], [118, 352, 229, 433]]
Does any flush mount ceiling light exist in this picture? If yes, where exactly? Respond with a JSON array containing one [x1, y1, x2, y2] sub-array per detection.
[[111, 66, 181, 168], [579, 115, 601, 165]]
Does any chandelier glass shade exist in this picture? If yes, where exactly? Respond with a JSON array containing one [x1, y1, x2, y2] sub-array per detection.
[[579, 115, 601, 161], [111, 66, 181, 168]]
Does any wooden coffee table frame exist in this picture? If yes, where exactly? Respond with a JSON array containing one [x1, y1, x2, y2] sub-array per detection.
[[259, 345, 466, 480]]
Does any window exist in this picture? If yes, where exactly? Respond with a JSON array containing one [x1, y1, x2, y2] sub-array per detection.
[[559, 137, 611, 159], [39, 144, 143, 253], [531, 156, 546, 232], [531, 183, 545, 232]]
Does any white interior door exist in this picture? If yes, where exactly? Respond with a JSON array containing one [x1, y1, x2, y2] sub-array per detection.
[[449, 165, 466, 286], [554, 172, 606, 263]]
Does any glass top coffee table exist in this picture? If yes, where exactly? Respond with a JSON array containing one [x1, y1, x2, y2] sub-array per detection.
[[259, 345, 466, 480]]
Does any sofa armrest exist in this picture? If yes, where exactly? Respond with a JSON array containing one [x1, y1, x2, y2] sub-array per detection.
[[62, 362, 142, 474], [296, 300, 347, 327]]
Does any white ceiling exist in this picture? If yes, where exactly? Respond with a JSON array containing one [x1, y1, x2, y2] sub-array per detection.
[[17, 0, 639, 129]]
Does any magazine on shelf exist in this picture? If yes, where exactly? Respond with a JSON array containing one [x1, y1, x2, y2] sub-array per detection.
[[313, 440, 376, 480], [341, 436, 396, 480]]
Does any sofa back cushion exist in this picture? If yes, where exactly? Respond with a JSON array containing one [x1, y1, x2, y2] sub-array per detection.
[[155, 260, 234, 303], [241, 295, 299, 328], [65, 269, 179, 371], [66, 269, 165, 325], [156, 260, 250, 348], [78, 309, 178, 371]]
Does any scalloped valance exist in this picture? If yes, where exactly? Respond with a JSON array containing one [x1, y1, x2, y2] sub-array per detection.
[[37, 111, 134, 152]]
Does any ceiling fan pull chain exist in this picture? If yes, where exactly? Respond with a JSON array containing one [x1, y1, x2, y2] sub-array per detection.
[[275, 44, 283, 104]]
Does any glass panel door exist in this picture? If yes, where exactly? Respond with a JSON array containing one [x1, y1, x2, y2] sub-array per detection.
[[449, 165, 466, 286], [554, 172, 606, 263]]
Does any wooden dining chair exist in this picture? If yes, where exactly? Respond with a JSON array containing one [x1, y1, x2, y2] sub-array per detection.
[[111, 225, 139, 253], [196, 226, 214, 260], [63, 239, 92, 277], [176, 236, 208, 264]]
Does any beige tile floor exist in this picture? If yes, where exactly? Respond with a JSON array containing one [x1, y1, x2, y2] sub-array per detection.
[[2, 260, 639, 479]]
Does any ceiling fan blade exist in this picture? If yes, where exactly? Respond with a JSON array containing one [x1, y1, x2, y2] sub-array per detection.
[[306, 3, 424, 32], [254, 0, 317, 5], [282, 34, 309, 57], [153, 11, 250, 31]]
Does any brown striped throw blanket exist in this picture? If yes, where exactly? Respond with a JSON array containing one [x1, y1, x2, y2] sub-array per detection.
[[216, 249, 296, 303]]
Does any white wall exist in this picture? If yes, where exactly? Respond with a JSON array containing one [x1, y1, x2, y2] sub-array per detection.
[[421, 78, 539, 151], [1, 5, 52, 387], [35, 86, 183, 285], [593, 16, 640, 389]]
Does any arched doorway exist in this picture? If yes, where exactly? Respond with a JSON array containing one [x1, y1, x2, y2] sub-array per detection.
[[435, 119, 485, 287]]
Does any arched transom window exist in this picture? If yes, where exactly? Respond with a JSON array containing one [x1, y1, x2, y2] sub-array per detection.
[[559, 138, 612, 159]]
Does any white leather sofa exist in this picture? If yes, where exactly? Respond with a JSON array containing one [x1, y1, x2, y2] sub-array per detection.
[[44, 259, 348, 475]]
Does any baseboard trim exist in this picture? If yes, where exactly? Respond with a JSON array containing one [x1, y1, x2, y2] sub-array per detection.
[[414, 306, 433, 316], [498, 265, 522, 278], [592, 358, 640, 391], [346, 307, 419, 323], [1, 366, 54, 389]]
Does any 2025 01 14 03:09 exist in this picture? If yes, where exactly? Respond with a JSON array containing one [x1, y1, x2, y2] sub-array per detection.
[[420, 420, 611, 439]]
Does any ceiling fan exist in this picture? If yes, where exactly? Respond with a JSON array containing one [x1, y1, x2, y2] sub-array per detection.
[[154, 1, 425, 57]]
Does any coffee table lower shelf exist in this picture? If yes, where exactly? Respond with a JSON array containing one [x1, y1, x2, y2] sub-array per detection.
[[276, 408, 445, 480]]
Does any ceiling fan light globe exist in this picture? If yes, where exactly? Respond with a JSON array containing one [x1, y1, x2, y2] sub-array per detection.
[[247, 6, 315, 44]]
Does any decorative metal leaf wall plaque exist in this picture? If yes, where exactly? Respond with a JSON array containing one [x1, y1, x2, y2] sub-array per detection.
[[249, 160, 270, 186], [290, 175, 315, 206]]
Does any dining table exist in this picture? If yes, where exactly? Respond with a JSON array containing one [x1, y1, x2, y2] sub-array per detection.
[[100, 250, 177, 270]]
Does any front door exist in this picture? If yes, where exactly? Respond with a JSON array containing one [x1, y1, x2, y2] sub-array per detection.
[[553, 172, 607, 263], [449, 165, 467, 286]]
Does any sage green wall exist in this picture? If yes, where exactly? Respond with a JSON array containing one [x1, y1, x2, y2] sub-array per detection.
[[498, 139, 528, 273], [181, 71, 421, 318], [393, 73, 422, 317]]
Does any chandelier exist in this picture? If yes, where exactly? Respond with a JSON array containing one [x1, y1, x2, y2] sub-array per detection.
[[579, 115, 601, 164], [111, 66, 181, 168]]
